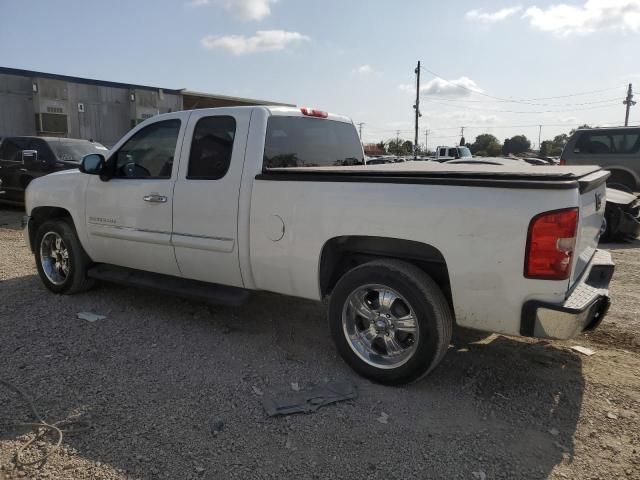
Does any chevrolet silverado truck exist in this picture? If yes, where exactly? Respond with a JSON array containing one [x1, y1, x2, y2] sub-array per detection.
[[23, 106, 614, 385]]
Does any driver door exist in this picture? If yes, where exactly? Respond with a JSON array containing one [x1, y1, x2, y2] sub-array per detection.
[[84, 112, 190, 276]]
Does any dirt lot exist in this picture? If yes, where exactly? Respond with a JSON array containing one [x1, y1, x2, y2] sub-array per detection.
[[1, 206, 639, 480]]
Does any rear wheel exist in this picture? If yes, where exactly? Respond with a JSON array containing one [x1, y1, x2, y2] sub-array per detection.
[[35, 219, 96, 294], [328, 259, 453, 385]]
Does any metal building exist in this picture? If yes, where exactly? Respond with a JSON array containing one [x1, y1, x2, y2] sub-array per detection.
[[0, 67, 293, 147]]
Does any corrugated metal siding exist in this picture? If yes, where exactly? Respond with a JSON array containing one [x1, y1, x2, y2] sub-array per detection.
[[0, 73, 36, 136]]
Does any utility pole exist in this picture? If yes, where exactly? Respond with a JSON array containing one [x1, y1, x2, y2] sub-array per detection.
[[424, 129, 429, 154], [357, 122, 365, 142], [460, 126, 465, 146], [538, 125, 542, 151], [413, 61, 421, 160], [624, 83, 636, 126]]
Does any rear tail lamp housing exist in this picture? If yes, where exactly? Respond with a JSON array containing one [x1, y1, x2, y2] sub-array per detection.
[[525, 207, 579, 280], [559, 157, 566, 166]]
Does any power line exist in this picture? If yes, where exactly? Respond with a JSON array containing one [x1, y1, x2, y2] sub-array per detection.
[[418, 65, 624, 104], [423, 98, 620, 114], [420, 96, 621, 107]]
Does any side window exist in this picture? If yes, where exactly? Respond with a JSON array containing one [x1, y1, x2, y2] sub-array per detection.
[[114, 119, 180, 179], [29, 139, 55, 162], [1, 139, 26, 161], [575, 130, 640, 154], [187, 116, 236, 180], [439, 148, 446, 157], [612, 133, 640, 154]]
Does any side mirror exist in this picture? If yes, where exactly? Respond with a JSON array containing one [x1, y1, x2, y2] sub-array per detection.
[[80, 153, 105, 175], [22, 150, 38, 167]]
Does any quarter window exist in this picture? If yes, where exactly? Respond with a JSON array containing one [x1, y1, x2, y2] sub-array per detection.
[[114, 119, 180, 178], [187, 116, 236, 180]]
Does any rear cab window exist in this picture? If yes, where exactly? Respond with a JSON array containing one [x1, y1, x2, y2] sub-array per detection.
[[574, 129, 640, 155], [263, 116, 364, 169]]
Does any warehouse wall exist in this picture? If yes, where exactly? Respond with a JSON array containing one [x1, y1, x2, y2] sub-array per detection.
[[0, 73, 36, 137], [0, 73, 183, 147]]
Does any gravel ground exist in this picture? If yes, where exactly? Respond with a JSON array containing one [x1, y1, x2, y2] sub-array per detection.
[[0, 206, 638, 480]]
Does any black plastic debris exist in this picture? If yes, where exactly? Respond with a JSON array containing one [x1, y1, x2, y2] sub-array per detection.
[[262, 380, 357, 417], [210, 419, 224, 436]]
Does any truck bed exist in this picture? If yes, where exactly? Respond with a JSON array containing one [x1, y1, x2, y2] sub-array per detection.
[[261, 162, 607, 192]]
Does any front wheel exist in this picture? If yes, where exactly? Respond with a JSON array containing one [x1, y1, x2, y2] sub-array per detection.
[[34, 219, 96, 294], [328, 259, 453, 385]]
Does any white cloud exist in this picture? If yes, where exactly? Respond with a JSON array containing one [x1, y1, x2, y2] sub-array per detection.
[[201, 30, 310, 55], [400, 76, 483, 97], [187, 0, 277, 21], [440, 111, 502, 124], [524, 0, 640, 36], [353, 65, 374, 75], [465, 6, 522, 23], [560, 116, 578, 123]]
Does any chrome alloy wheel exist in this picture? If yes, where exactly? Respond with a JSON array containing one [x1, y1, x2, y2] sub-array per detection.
[[342, 284, 420, 369], [40, 231, 70, 285]]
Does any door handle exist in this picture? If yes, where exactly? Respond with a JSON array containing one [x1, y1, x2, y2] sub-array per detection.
[[143, 194, 168, 203]]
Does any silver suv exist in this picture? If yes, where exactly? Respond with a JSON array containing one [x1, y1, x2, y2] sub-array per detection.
[[561, 127, 640, 192]]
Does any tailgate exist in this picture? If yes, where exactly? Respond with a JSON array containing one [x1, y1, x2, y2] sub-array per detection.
[[571, 170, 610, 284]]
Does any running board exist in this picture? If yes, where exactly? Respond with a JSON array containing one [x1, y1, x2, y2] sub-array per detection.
[[87, 264, 251, 306]]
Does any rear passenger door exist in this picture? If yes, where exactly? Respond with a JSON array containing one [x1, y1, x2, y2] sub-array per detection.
[[171, 109, 251, 287]]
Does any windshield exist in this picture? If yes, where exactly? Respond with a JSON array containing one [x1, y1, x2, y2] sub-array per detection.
[[49, 140, 108, 162], [457, 147, 472, 158]]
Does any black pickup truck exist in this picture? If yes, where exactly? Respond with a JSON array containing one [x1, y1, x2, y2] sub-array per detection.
[[0, 136, 107, 204]]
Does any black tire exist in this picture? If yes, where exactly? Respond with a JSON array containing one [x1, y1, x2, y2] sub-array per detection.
[[328, 259, 453, 385], [34, 219, 96, 294]]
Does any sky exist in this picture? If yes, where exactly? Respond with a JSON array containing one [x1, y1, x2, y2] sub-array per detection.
[[1, 0, 639, 149]]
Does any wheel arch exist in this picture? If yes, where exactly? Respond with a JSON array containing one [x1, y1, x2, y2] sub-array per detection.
[[319, 236, 453, 308], [605, 167, 639, 191], [28, 206, 74, 252]]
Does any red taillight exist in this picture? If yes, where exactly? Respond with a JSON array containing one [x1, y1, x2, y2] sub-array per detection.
[[559, 157, 566, 166], [525, 208, 578, 280], [300, 107, 328, 118]]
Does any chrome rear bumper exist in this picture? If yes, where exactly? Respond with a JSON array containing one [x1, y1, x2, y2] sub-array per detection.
[[520, 249, 614, 339]]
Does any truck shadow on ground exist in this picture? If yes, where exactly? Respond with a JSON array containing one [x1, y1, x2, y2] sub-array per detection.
[[0, 279, 583, 479]]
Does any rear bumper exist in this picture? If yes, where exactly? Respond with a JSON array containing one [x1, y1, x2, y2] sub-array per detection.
[[520, 249, 614, 340]]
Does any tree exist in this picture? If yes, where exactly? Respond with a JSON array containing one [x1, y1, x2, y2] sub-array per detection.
[[569, 124, 591, 136], [470, 134, 501, 157], [486, 141, 502, 157], [387, 139, 413, 155], [502, 135, 531, 155], [376, 141, 387, 154], [539, 140, 554, 157], [539, 133, 569, 156]]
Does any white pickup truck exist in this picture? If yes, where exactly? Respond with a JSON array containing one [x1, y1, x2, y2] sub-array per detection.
[[24, 106, 614, 384]]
